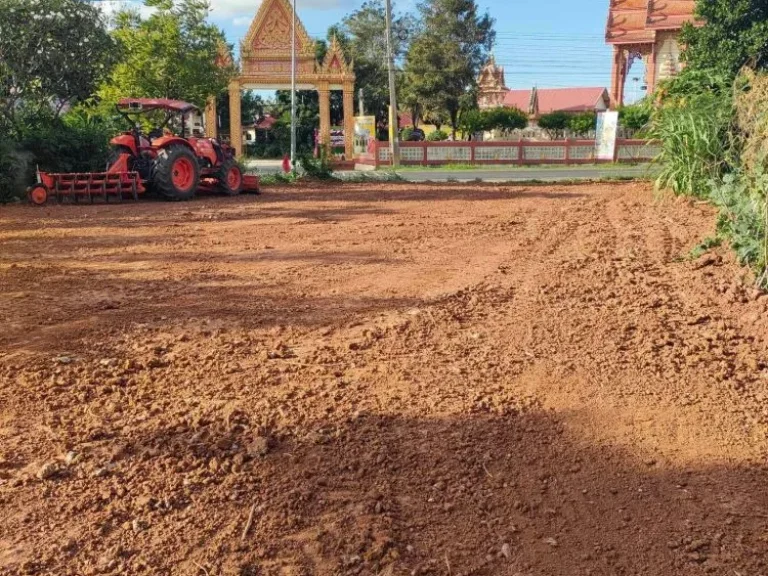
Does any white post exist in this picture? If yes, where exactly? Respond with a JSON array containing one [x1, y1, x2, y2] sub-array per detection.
[[290, 0, 297, 171], [384, 0, 400, 167]]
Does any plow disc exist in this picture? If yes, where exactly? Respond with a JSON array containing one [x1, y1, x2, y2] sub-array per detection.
[[29, 171, 145, 205]]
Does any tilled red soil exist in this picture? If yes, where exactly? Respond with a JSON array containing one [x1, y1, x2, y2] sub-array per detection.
[[2, 182, 768, 576]]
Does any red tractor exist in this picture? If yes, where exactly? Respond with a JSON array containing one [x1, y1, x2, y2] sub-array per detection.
[[28, 98, 255, 204]]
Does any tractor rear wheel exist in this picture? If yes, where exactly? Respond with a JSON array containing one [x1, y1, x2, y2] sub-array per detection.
[[152, 145, 199, 201], [27, 184, 49, 206], [217, 159, 244, 196]]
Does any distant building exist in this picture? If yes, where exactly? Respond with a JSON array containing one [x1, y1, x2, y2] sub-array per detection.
[[477, 56, 509, 110], [477, 60, 609, 119], [503, 87, 611, 118], [605, 0, 696, 107]]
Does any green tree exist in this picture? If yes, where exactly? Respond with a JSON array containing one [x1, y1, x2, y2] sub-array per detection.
[[680, 0, 768, 79], [458, 108, 489, 140], [618, 103, 651, 133], [404, 0, 495, 139], [537, 111, 570, 140], [216, 91, 265, 132], [567, 111, 597, 137], [484, 107, 528, 132], [0, 0, 116, 137], [99, 0, 234, 108], [335, 0, 416, 124]]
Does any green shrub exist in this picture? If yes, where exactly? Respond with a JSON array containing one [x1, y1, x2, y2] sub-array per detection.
[[21, 115, 114, 175], [426, 129, 448, 141], [567, 112, 597, 137], [651, 90, 734, 197], [400, 127, 414, 141], [484, 107, 528, 132], [299, 145, 334, 180], [619, 102, 652, 133], [537, 111, 570, 139], [0, 141, 21, 202]]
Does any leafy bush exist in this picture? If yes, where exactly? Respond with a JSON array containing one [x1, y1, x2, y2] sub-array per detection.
[[0, 142, 20, 202], [426, 129, 448, 141], [537, 111, 570, 140], [651, 72, 735, 197], [619, 103, 652, 133], [484, 107, 528, 132], [458, 109, 489, 139], [400, 127, 414, 142], [567, 112, 596, 137], [300, 145, 334, 180], [21, 114, 115, 175]]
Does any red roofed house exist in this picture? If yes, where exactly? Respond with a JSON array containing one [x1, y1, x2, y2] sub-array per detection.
[[478, 60, 610, 120], [606, 0, 696, 106]]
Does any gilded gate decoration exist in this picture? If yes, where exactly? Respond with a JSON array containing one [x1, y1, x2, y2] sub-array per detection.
[[206, 0, 356, 158]]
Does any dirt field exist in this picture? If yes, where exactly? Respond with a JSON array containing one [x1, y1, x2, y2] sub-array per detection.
[[2, 182, 768, 576]]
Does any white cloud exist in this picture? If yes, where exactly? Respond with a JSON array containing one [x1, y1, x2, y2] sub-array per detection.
[[210, 0, 352, 17], [98, 0, 155, 22], [232, 16, 252, 26]]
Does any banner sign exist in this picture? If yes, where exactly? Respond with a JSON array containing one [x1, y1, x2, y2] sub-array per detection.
[[595, 111, 619, 161], [354, 115, 376, 155]]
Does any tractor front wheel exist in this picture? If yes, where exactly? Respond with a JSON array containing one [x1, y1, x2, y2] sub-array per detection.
[[152, 145, 199, 201], [217, 159, 244, 196]]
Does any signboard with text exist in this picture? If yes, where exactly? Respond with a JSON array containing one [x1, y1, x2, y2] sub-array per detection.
[[595, 111, 619, 161], [354, 115, 376, 155]]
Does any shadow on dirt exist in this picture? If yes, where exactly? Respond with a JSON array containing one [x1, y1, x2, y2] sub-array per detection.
[[19, 408, 768, 576]]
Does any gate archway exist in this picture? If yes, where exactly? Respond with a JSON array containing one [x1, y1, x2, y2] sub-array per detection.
[[205, 0, 356, 159]]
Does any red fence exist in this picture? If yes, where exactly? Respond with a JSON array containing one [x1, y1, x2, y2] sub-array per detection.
[[357, 139, 659, 167]]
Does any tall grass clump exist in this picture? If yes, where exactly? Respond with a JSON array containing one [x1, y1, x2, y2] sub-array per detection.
[[651, 71, 735, 197]]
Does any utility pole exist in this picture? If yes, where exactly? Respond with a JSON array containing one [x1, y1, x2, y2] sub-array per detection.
[[384, 0, 400, 167], [290, 0, 297, 172], [359, 88, 365, 116]]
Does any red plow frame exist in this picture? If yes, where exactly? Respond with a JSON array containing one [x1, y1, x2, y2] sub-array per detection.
[[28, 170, 146, 205]]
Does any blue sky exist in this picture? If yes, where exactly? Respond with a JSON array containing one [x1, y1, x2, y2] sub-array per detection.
[[98, 0, 645, 99]]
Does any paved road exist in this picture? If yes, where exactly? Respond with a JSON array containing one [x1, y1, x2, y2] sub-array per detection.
[[390, 165, 654, 182], [243, 159, 656, 182]]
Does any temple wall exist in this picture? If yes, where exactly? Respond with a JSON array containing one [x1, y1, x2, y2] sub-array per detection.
[[654, 31, 682, 83]]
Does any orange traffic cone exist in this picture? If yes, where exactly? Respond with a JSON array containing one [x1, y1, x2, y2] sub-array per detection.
[[282, 154, 291, 173]]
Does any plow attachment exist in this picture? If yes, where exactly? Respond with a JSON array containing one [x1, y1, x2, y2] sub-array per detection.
[[28, 170, 146, 205]]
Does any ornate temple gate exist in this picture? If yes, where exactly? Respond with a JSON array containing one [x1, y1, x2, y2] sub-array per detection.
[[204, 0, 356, 158], [604, 0, 695, 107]]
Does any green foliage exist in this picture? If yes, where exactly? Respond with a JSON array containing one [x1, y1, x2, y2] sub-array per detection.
[[426, 129, 448, 141], [216, 91, 265, 132], [404, 0, 495, 138], [537, 111, 570, 140], [458, 109, 488, 139], [651, 72, 735, 197], [484, 107, 528, 132], [99, 0, 233, 108], [21, 113, 115, 175], [618, 103, 651, 133], [400, 127, 415, 141], [335, 0, 416, 123], [688, 235, 722, 260], [0, 0, 116, 138], [710, 169, 768, 281], [680, 0, 768, 80], [0, 142, 20, 202], [567, 112, 597, 137], [300, 146, 334, 180]]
